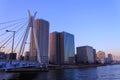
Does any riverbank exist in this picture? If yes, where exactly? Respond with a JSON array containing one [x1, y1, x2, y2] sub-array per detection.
[[4, 64, 107, 72], [2, 65, 120, 80], [48, 64, 107, 70]]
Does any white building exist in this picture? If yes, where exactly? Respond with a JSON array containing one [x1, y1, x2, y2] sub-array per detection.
[[97, 51, 106, 64], [76, 46, 94, 64]]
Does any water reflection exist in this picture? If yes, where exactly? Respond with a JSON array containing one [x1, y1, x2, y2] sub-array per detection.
[[34, 70, 68, 80], [34, 68, 97, 80], [0, 72, 19, 80], [1, 65, 120, 80], [74, 68, 98, 80], [0, 72, 38, 80]]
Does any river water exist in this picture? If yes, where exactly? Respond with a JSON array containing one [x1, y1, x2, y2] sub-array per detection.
[[1, 65, 120, 80]]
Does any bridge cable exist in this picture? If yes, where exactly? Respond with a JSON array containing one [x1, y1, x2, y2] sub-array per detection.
[[0, 20, 26, 31], [0, 22, 27, 49], [0, 17, 26, 25]]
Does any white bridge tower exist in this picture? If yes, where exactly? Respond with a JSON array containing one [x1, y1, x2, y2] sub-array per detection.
[[18, 10, 42, 64]]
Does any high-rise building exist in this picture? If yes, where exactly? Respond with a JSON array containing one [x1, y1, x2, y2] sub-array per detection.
[[76, 46, 94, 64], [30, 19, 49, 65], [50, 32, 61, 64], [96, 51, 105, 64], [50, 31, 75, 65]]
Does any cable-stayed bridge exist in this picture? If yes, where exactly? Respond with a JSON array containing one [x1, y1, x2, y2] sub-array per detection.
[[0, 11, 48, 71]]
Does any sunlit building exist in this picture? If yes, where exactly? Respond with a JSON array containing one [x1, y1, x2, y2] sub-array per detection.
[[76, 46, 94, 64], [50, 31, 75, 65], [30, 19, 49, 65], [96, 51, 106, 64]]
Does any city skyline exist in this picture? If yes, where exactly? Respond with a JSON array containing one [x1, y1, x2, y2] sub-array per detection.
[[0, 0, 120, 56]]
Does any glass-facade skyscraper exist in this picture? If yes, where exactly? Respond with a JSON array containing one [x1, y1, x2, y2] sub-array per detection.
[[50, 31, 75, 65]]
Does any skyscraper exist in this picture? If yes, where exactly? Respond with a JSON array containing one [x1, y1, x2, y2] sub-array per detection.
[[50, 31, 75, 65], [76, 46, 94, 64], [30, 19, 49, 65]]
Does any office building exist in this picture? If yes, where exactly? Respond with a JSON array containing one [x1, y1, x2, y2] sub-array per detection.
[[50, 32, 61, 64], [30, 19, 49, 64], [24, 51, 30, 61], [50, 32, 75, 64], [96, 51, 106, 64], [105, 57, 111, 64], [9, 53, 17, 60], [0, 52, 5, 60], [76, 46, 94, 64], [5, 54, 10, 61], [108, 53, 113, 62]]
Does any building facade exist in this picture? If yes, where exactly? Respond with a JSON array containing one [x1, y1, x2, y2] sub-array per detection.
[[108, 53, 113, 62], [24, 51, 30, 61], [105, 57, 111, 64], [96, 51, 106, 64], [50, 32, 62, 64], [0, 52, 5, 60], [9, 53, 17, 60], [76, 46, 94, 64], [93, 49, 97, 63], [30, 19, 49, 65], [50, 32, 75, 65]]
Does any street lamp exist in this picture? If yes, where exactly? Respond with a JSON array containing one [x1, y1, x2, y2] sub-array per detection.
[[6, 30, 16, 53]]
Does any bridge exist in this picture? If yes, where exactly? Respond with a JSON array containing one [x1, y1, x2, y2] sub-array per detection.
[[0, 10, 48, 71]]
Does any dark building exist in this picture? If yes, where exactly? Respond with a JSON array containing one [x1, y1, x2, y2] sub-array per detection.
[[24, 51, 30, 61], [5, 54, 10, 61], [0, 52, 5, 60], [93, 49, 97, 63], [50, 31, 75, 65], [75, 54, 77, 64], [9, 53, 17, 60]]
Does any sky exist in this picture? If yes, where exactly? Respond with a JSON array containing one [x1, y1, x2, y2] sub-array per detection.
[[0, 0, 120, 56]]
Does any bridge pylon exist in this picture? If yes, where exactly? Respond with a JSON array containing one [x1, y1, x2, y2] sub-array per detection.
[[18, 10, 41, 64]]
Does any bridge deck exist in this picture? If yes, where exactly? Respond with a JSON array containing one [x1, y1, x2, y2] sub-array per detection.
[[5, 67, 48, 72]]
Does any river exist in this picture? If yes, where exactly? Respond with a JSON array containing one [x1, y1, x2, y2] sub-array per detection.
[[1, 65, 120, 80]]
